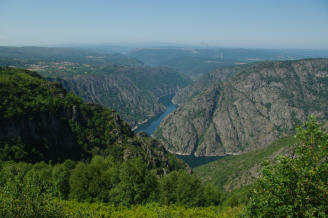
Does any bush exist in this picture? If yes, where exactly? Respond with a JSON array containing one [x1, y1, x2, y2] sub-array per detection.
[[160, 171, 222, 207], [246, 116, 328, 217], [69, 156, 117, 202], [0, 165, 64, 217]]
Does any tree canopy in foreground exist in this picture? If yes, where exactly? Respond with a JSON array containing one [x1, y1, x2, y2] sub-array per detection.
[[246, 116, 328, 217]]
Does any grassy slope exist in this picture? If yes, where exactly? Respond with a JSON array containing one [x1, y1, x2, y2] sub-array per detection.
[[193, 136, 298, 191]]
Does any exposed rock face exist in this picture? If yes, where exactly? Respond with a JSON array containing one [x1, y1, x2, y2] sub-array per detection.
[[154, 59, 328, 156], [0, 46, 191, 128], [0, 67, 188, 173], [53, 67, 190, 127], [172, 66, 241, 104]]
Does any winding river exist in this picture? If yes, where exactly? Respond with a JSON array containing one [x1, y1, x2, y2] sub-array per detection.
[[135, 103, 177, 136], [135, 101, 225, 168]]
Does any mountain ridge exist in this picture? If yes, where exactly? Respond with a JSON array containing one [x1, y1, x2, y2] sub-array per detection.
[[154, 59, 328, 156], [0, 46, 191, 127], [0, 67, 186, 173]]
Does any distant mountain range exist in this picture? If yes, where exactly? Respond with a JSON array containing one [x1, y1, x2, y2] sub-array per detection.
[[128, 48, 328, 78]]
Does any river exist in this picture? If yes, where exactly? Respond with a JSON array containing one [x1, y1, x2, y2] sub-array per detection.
[[135, 103, 177, 136], [135, 101, 226, 168]]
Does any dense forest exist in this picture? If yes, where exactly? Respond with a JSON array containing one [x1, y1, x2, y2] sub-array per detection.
[[2, 0, 328, 215], [0, 67, 226, 216], [0, 67, 327, 217]]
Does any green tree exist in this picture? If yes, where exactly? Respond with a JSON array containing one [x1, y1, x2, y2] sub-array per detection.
[[175, 172, 204, 207], [52, 160, 76, 199], [203, 184, 223, 206], [246, 116, 328, 217], [109, 158, 159, 206], [69, 156, 116, 202], [159, 171, 179, 205], [159, 171, 221, 207], [0, 161, 64, 217]]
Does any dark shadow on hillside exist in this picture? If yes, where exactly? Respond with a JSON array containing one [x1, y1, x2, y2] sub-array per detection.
[[176, 155, 227, 168]]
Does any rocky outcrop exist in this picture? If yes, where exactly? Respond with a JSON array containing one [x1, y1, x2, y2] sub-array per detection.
[[172, 66, 241, 104], [52, 66, 190, 127], [154, 59, 328, 156], [0, 46, 191, 128], [0, 67, 188, 173]]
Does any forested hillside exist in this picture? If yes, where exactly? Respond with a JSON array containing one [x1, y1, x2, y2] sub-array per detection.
[[0, 67, 185, 170], [2, 0, 328, 216], [50, 65, 190, 127], [194, 137, 297, 191], [0, 46, 191, 127], [0, 67, 236, 217]]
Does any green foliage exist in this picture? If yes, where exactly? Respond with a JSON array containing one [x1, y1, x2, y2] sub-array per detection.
[[159, 171, 222, 207], [0, 168, 233, 218], [69, 156, 116, 202], [0, 46, 191, 126], [0, 161, 64, 217], [0, 67, 64, 119], [52, 160, 76, 199], [0, 183, 64, 217], [0, 67, 185, 174], [174, 172, 204, 207], [58, 200, 243, 218], [0, 160, 76, 201], [0, 66, 239, 216], [0, 67, 87, 162], [0, 139, 28, 162], [246, 117, 328, 217], [68, 156, 221, 207], [110, 158, 159, 206], [221, 185, 251, 208], [194, 136, 297, 191], [0, 157, 223, 213]]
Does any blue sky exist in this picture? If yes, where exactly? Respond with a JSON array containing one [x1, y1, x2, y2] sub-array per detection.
[[0, 0, 327, 49]]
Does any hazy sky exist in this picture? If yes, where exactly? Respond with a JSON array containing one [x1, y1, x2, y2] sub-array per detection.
[[0, 0, 328, 49]]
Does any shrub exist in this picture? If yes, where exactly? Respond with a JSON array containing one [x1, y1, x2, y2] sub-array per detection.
[[246, 116, 328, 217]]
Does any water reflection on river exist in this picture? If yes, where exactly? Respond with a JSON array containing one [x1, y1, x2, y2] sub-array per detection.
[[135, 104, 177, 136], [135, 103, 226, 168]]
